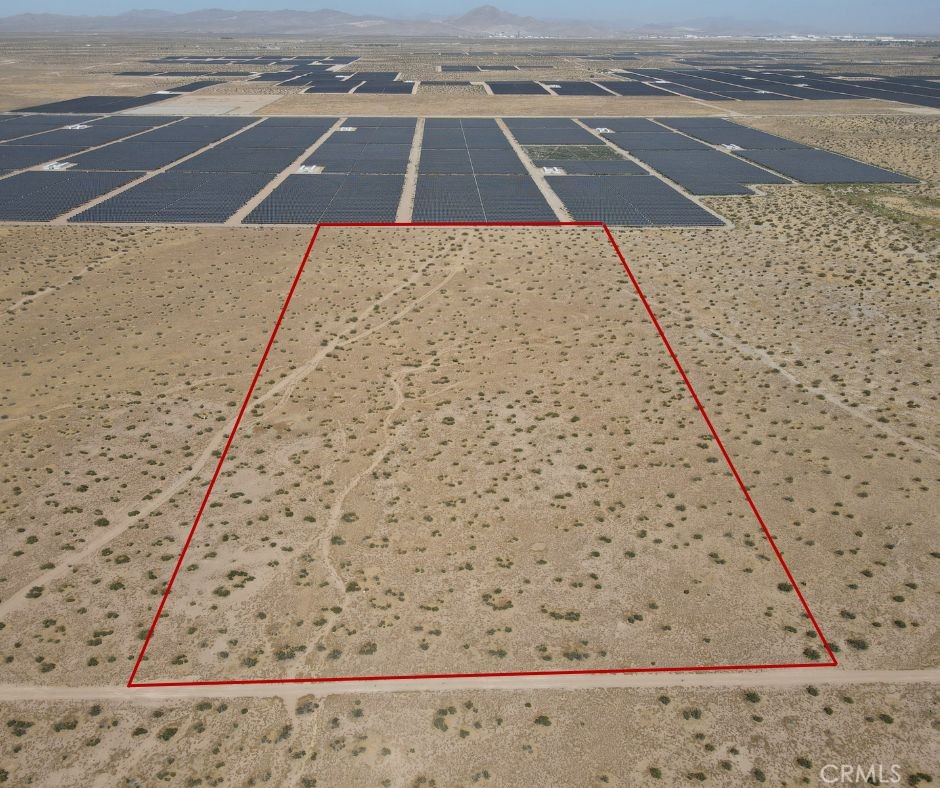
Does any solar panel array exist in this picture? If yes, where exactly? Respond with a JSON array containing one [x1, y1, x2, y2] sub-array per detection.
[[0, 171, 140, 221], [626, 69, 799, 101], [580, 118, 666, 133], [72, 172, 273, 223], [534, 159, 645, 176], [413, 174, 556, 223], [504, 118, 604, 146], [628, 150, 788, 194], [0, 114, 103, 142], [656, 117, 916, 184], [286, 67, 414, 94], [0, 145, 90, 170], [441, 64, 520, 72], [548, 175, 723, 226], [601, 131, 711, 151], [0, 113, 919, 224], [176, 117, 335, 174], [413, 118, 555, 222], [304, 117, 415, 174], [77, 53, 940, 110], [355, 82, 415, 94], [543, 81, 614, 96], [117, 71, 256, 77], [65, 140, 201, 171], [167, 81, 222, 93], [60, 117, 254, 172], [593, 81, 675, 97], [7, 123, 158, 149], [650, 68, 940, 109], [244, 174, 405, 224], [655, 118, 809, 149], [735, 148, 919, 184], [487, 81, 551, 95], [14, 95, 177, 114], [0, 115, 176, 172]]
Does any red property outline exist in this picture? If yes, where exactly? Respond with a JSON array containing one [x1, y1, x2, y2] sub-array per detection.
[[128, 221, 837, 689]]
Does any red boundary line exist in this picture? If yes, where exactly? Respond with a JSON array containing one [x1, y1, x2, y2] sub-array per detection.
[[128, 221, 836, 689]]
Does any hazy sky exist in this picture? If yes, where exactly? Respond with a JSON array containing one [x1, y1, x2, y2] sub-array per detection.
[[2, 0, 937, 33]]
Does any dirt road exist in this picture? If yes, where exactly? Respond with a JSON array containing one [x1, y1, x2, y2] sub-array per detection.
[[0, 667, 935, 704]]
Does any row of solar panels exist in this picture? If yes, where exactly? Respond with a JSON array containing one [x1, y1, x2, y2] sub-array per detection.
[[0, 114, 916, 225], [149, 55, 360, 65], [14, 82, 222, 115], [1, 111, 910, 185], [273, 79, 671, 96], [117, 71, 257, 77], [619, 68, 940, 109], [106, 54, 940, 109], [287, 65, 940, 109]]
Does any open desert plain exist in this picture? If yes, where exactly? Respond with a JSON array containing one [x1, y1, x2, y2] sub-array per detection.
[[0, 27, 937, 786]]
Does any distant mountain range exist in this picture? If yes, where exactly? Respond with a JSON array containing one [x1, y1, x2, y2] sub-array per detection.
[[0, 5, 830, 38], [0, 5, 616, 37]]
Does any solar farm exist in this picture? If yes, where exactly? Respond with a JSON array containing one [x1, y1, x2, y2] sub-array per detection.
[[0, 32, 937, 787], [30, 50, 940, 108], [0, 112, 916, 225]]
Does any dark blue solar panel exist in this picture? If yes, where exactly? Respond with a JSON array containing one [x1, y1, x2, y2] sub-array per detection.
[[0, 145, 83, 170], [459, 119, 499, 129], [329, 126, 414, 144], [303, 83, 357, 93], [487, 82, 551, 95], [72, 172, 272, 223], [422, 129, 469, 149], [14, 95, 175, 113], [579, 118, 664, 133], [0, 114, 103, 142], [175, 146, 305, 174], [307, 142, 410, 173], [0, 170, 139, 220], [736, 149, 917, 183], [506, 124, 602, 145], [630, 149, 788, 194], [64, 141, 204, 171], [135, 117, 254, 144], [469, 149, 526, 174], [262, 116, 341, 128], [5, 125, 141, 147], [462, 129, 512, 149], [604, 132, 711, 151], [413, 175, 484, 222], [545, 81, 612, 96], [354, 72, 400, 81], [547, 175, 723, 226], [476, 175, 556, 221], [226, 121, 335, 147], [348, 117, 418, 127], [594, 81, 675, 96], [655, 118, 809, 149], [534, 159, 645, 176], [503, 118, 575, 129], [168, 81, 221, 92], [355, 82, 415, 94], [89, 115, 176, 128], [243, 174, 403, 223], [419, 148, 473, 174], [424, 118, 462, 130]]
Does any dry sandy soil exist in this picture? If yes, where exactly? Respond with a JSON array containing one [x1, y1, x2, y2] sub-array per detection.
[[0, 37, 937, 786]]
